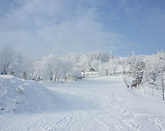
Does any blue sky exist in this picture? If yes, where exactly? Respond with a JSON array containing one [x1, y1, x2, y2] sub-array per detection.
[[0, 0, 165, 57]]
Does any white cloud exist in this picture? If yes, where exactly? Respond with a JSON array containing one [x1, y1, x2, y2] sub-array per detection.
[[0, 0, 126, 57]]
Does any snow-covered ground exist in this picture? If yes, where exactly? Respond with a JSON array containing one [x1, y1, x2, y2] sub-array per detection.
[[0, 75, 59, 114], [0, 75, 165, 131]]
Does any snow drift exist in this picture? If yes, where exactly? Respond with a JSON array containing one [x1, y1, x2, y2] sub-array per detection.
[[0, 75, 57, 114]]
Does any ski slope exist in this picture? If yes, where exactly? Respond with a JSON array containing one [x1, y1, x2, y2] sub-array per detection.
[[1, 75, 165, 131]]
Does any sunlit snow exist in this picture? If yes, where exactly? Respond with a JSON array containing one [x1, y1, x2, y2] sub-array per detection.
[[0, 75, 165, 131]]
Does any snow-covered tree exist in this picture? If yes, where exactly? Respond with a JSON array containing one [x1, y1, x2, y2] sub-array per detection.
[[143, 51, 165, 87], [0, 47, 23, 75], [109, 59, 119, 74], [119, 56, 129, 74], [129, 51, 136, 75], [33, 59, 42, 81], [13, 55, 34, 80]]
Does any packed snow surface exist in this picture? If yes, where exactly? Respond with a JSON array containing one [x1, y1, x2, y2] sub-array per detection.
[[0, 75, 165, 131]]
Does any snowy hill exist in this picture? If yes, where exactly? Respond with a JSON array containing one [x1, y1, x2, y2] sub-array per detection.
[[0, 75, 57, 114], [0, 75, 165, 130], [1, 75, 165, 130]]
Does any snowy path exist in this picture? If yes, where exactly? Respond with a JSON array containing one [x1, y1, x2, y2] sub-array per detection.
[[1, 76, 165, 131]]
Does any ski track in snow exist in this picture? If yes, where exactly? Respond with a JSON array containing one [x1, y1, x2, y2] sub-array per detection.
[[1, 75, 165, 131]]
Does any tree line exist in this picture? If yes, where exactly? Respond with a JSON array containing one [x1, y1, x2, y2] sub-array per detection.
[[0, 47, 165, 88]]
